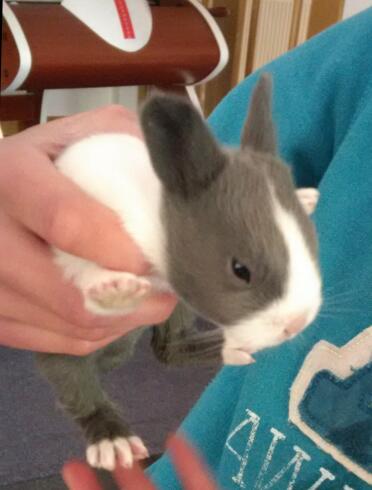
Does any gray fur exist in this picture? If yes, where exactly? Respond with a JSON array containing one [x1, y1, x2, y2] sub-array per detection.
[[150, 74, 318, 325], [152, 302, 224, 366], [36, 74, 319, 461], [241, 73, 277, 154], [140, 94, 225, 199], [162, 150, 289, 325], [36, 329, 143, 445]]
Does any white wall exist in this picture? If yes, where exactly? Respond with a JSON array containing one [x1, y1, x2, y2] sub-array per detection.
[[40, 86, 138, 123], [343, 0, 372, 18]]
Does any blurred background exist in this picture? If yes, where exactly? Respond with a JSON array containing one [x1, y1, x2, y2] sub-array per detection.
[[1, 0, 371, 138]]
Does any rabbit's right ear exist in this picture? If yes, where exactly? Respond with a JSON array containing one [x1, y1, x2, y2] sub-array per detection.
[[241, 73, 277, 155], [140, 95, 226, 199]]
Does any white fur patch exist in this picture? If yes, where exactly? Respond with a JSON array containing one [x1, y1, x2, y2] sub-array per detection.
[[55, 133, 166, 273], [222, 347, 255, 366], [273, 192, 322, 322], [296, 188, 319, 215], [86, 435, 149, 470], [223, 191, 322, 354], [54, 134, 170, 313], [86, 270, 151, 314], [54, 251, 153, 315]]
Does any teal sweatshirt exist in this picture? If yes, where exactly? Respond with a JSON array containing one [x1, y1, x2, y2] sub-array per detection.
[[148, 8, 372, 489]]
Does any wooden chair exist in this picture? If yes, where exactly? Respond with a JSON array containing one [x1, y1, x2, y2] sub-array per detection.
[[1, 0, 228, 129]]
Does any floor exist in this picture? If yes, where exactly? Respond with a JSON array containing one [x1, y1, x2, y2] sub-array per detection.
[[0, 328, 217, 487]]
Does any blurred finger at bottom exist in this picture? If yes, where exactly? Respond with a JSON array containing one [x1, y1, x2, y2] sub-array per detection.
[[63, 460, 102, 490], [0, 318, 123, 355]]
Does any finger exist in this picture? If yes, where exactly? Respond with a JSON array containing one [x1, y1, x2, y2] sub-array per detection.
[[167, 434, 219, 490], [0, 281, 176, 342], [0, 210, 176, 331], [0, 284, 130, 342], [0, 211, 96, 324], [0, 143, 147, 273], [118, 292, 177, 331], [113, 462, 157, 490], [0, 213, 148, 327], [0, 317, 124, 355], [62, 460, 102, 490], [23, 105, 142, 159], [0, 212, 174, 330]]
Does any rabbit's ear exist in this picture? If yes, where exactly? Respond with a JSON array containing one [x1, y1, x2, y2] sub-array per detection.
[[241, 73, 277, 155], [140, 95, 226, 199]]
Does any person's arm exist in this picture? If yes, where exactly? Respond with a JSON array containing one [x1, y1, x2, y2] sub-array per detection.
[[0, 106, 176, 355]]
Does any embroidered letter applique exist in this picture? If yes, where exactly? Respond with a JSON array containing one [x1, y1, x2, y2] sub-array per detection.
[[289, 326, 372, 485]]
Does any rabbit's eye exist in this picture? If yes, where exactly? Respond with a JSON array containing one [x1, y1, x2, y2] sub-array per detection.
[[232, 258, 251, 284]]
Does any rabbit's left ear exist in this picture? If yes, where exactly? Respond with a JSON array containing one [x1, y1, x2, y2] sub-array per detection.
[[241, 73, 277, 156], [296, 188, 320, 215], [140, 94, 225, 199]]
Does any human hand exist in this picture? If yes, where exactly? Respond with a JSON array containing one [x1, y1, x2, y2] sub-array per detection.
[[62, 434, 219, 490], [0, 106, 176, 355]]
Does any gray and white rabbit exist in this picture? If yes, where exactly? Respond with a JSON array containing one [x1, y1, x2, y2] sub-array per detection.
[[36, 74, 322, 471]]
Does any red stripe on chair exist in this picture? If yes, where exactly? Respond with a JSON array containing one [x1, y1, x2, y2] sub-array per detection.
[[114, 0, 136, 39]]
